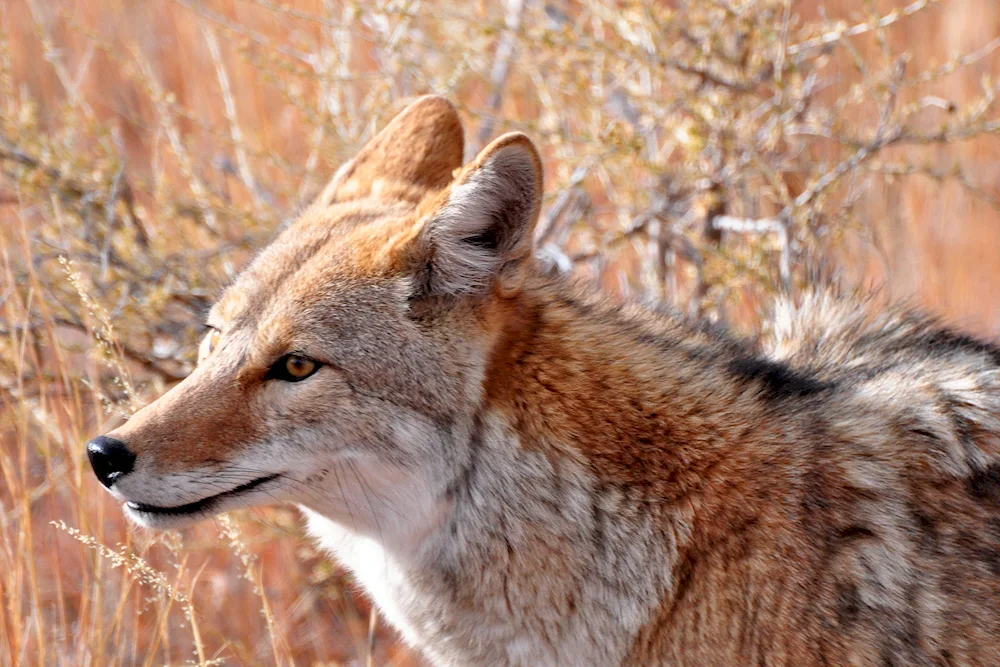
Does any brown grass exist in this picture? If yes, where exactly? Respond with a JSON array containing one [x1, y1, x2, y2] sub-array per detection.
[[1, 0, 998, 664]]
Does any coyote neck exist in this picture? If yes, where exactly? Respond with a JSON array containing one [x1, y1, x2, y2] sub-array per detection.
[[311, 277, 809, 666]]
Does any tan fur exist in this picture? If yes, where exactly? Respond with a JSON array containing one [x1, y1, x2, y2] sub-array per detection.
[[93, 96, 1000, 666]]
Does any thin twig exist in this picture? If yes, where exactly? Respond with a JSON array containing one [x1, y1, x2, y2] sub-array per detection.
[[473, 0, 530, 153], [787, 0, 941, 57], [712, 215, 791, 289], [202, 25, 266, 215], [535, 161, 593, 244]]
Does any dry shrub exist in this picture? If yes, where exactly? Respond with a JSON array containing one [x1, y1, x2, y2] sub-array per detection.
[[1, 0, 998, 665]]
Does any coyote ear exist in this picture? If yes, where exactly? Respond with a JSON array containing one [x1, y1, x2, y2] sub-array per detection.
[[415, 132, 542, 297], [316, 95, 464, 205]]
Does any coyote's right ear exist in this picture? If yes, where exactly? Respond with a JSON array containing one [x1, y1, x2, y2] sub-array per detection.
[[412, 132, 543, 297], [316, 95, 464, 205]]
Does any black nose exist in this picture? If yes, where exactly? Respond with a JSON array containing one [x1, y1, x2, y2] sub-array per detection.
[[87, 435, 137, 488]]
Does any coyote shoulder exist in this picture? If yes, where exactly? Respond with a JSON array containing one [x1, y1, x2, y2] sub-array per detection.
[[88, 96, 1000, 666]]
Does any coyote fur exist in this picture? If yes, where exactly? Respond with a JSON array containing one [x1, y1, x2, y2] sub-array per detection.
[[88, 96, 1000, 666]]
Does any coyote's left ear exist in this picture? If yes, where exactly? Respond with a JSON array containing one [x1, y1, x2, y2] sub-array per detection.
[[317, 95, 464, 205], [414, 132, 542, 297]]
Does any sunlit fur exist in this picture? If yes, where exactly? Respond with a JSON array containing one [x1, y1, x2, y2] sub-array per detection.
[[95, 96, 1000, 666]]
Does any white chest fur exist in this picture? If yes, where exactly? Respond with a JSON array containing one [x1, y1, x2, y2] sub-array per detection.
[[299, 416, 675, 666], [301, 509, 426, 646]]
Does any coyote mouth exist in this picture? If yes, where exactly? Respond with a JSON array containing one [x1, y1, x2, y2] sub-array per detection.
[[126, 473, 281, 516]]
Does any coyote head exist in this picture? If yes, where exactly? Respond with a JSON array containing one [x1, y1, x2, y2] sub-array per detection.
[[86, 96, 542, 541]]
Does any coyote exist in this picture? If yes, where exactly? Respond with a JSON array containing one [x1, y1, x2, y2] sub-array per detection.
[[88, 96, 1000, 666]]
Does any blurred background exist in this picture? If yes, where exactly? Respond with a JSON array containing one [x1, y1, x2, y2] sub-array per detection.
[[1, 0, 998, 664]]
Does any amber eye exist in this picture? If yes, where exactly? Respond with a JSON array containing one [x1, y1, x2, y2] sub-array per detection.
[[198, 328, 221, 363], [268, 354, 320, 382]]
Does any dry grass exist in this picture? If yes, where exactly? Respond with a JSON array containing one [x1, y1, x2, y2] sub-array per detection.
[[1, 0, 999, 664]]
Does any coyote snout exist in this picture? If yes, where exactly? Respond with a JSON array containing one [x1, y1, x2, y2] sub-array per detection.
[[86, 95, 1000, 666], [83, 354, 291, 529]]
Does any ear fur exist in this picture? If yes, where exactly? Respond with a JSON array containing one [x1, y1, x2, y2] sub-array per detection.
[[316, 95, 464, 205], [416, 132, 543, 297]]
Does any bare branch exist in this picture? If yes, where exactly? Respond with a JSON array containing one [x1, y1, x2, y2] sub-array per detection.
[[472, 0, 530, 154], [202, 25, 266, 215], [787, 0, 941, 58]]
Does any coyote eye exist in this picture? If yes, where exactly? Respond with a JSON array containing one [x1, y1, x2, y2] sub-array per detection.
[[268, 354, 320, 382], [198, 328, 221, 363]]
